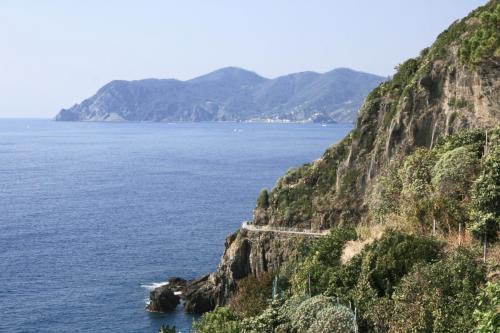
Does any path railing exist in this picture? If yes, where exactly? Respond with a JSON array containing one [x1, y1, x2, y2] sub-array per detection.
[[241, 221, 329, 237]]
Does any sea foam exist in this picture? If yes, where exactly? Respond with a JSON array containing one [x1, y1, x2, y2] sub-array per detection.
[[141, 281, 169, 291]]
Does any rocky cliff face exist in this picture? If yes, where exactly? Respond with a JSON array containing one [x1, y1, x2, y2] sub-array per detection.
[[180, 1, 500, 313], [183, 229, 314, 313], [55, 67, 384, 123]]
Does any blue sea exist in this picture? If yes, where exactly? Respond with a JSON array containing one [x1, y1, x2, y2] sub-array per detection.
[[0, 119, 352, 333]]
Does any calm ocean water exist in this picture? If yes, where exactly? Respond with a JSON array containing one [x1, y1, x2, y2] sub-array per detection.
[[0, 119, 352, 333]]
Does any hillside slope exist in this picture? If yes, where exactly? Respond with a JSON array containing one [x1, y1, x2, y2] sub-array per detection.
[[55, 67, 384, 123], [181, 0, 500, 316]]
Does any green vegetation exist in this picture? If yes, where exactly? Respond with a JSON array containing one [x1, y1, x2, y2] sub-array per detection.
[[370, 127, 499, 240], [288, 296, 356, 333], [192, 307, 243, 333], [430, 18, 468, 60], [388, 58, 419, 91], [256, 188, 270, 209], [389, 249, 485, 332], [291, 228, 356, 295], [448, 97, 470, 110], [459, 2, 500, 65], [193, 231, 490, 332], [257, 136, 352, 227], [193, 127, 499, 332], [229, 272, 274, 317], [469, 137, 500, 243], [473, 282, 500, 332], [157, 325, 176, 333]]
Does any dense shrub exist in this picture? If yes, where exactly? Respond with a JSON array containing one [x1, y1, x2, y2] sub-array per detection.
[[158, 325, 176, 333], [291, 228, 356, 295], [389, 58, 419, 90], [229, 272, 274, 317], [289, 295, 334, 332], [357, 231, 442, 297], [256, 188, 269, 209], [192, 307, 243, 333], [459, 3, 500, 65], [306, 304, 357, 333], [369, 164, 402, 223], [469, 144, 500, 243], [241, 298, 287, 333], [285, 295, 357, 333], [388, 248, 485, 333], [369, 128, 497, 236], [473, 282, 500, 332], [434, 128, 486, 157], [432, 146, 479, 199], [398, 149, 436, 228]]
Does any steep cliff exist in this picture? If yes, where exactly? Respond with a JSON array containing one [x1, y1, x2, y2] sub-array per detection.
[[183, 0, 500, 313]]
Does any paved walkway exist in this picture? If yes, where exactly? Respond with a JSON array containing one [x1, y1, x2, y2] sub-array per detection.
[[241, 221, 329, 237]]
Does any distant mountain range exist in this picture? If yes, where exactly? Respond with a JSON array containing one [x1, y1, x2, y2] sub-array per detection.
[[55, 67, 386, 123]]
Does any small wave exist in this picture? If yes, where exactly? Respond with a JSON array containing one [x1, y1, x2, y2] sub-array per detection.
[[141, 281, 169, 291]]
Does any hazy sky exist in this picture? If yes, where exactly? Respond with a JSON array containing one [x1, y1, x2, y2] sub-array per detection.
[[0, 0, 488, 118]]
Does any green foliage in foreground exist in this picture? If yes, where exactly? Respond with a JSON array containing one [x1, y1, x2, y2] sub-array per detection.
[[192, 232, 489, 333], [388, 248, 485, 333], [290, 227, 356, 296], [192, 307, 243, 333], [193, 295, 357, 333], [229, 272, 274, 317], [473, 282, 500, 332], [288, 296, 356, 333], [469, 140, 500, 243]]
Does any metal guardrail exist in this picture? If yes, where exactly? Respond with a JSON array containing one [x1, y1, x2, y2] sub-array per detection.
[[241, 221, 329, 236]]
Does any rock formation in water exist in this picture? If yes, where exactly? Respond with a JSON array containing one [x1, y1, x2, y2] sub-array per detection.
[[55, 68, 384, 123], [147, 285, 180, 312]]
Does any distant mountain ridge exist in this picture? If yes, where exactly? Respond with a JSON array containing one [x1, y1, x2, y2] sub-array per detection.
[[55, 67, 385, 123]]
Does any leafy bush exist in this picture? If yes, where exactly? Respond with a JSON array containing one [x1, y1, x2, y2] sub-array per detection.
[[289, 295, 334, 332], [459, 3, 500, 65], [192, 307, 243, 333], [256, 188, 269, 209], [229, 272, 274, 317], [397, 149, 437, 229], [312, 227, 357, 266], [241, 298, 287, 333], [473, 282, 500, 333], [369, 164, 402, 223], [469, 144, 500, 243], [432, 146, 479, 199], [307, 304, 357, 333], [291, 228, 356, 295], [158, 325, 176, 333], [388, 248, 485, 333], [282, 295, 356, 333], [309, 231, 441, 331], [434, 128, 485, 157], [430, 16, 467, 60], [357, 231, 442, 297], [390, 58, 419, 90]]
